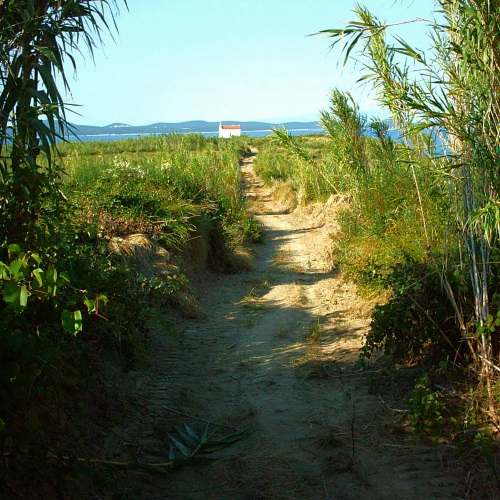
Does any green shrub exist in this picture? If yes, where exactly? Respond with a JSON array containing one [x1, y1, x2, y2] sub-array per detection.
[[409, 373, 448, 434], [362, 259, 460, 363], [0, 133, 259, 463]]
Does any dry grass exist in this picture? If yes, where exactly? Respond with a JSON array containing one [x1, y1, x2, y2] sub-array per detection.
[[108, 233, 203, 318], [108, 233, 178, 278], [270, 181, 298, 214], [273, 249, 291, 269]]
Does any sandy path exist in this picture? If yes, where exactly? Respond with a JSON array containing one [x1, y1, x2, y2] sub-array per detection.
[[105, 151, 464, 498]]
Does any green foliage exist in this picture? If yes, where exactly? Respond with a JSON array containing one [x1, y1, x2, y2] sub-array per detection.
[[63, 135, 259, 260], [362, 259, 459, 363], [0, 0, 132, 468], [0, 241, 117, 458], [253, 140, 294, 183], [409, 373, 448, 434], [306, 318, 322, 343], [0, 132, 261, 471], [475, 310, 500, 340], [255, 133, 347, 202], [320, 89, 369, 179], [334, 148, 450, 296], [0, 0, 258, 471], [260, 90, 372, 202], [168, 424, 249, 468], [0, 0, 127, 248], [318, 0, 500, 381], [0, 243, 85, 332]]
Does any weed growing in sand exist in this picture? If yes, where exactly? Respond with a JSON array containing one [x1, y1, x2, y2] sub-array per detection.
[[239, 274, 272, 313], [409, 374, 448, 435], [274, 319, 299, 339], [273, 249, 291, 269], [291, 353, 313, 367], [274, 323, 288, 339], [244, 317, 256, 328], [243, 274, 271, 300], [306, 318, 322, 343]]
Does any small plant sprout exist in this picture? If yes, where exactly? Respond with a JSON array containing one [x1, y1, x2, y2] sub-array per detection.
[[306, 318, 322, 343]]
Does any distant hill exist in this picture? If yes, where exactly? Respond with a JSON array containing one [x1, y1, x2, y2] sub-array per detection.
[[67, 120, 322, 137]]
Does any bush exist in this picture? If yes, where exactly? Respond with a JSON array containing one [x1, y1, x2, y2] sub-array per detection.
[[362, 259, 461, 363]]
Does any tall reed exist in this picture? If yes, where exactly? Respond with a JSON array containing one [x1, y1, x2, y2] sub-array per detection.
[[318, 1, 500, 394]]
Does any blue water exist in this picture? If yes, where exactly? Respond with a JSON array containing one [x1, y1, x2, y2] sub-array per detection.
[[64, 128, 323, 143]]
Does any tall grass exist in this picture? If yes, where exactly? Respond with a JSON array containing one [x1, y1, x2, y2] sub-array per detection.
[[311, 0, 500, 434], [62, 134, 258, 251], [258, 84, 458, 364], [254, 133, 352, 202], [0, 133, 261, 467]]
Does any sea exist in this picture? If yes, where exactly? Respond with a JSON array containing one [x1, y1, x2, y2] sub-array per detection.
[[64, 128, 323, 143]]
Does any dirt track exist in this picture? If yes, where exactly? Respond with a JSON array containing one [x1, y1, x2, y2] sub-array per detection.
[[105, 151, 465, 498]]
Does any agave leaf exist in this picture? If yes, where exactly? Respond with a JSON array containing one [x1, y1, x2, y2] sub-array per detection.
[[214, 428, 250, 443], [199, 428, 250, 453], [168, 434, 192, 458], [183, 424, 202, 445], [200, 424, 210, 443], [168, 443, 178, 461], [177, 427, 200, 449]]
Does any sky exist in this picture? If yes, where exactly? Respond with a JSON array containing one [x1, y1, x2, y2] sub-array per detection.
[[63, 0, 438, 126]]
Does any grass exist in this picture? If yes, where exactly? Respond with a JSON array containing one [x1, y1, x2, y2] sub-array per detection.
[[274, 320, 290, 339], [291, 281, 308, 306], [243, 274, 271, 299], [238, 274, 272, 313], [306, 318, 322, 343], [272, 249, 291, 269], [0, 133, 264, 482], [62, 134, 261, 263], [254, 135, 337, 204], [57, 134, 263, 342]]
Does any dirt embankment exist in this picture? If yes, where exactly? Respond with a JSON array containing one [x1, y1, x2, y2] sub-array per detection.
[[101, 150, 465, 499]]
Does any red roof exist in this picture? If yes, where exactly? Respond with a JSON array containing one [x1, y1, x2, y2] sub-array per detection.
[[221, 125, 241, 129]]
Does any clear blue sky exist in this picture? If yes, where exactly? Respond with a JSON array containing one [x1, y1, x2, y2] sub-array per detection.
[[64, 0, 438, 126]]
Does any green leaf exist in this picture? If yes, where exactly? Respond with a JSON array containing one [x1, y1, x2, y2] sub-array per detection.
[[32, 268, 43, 287], [200, 425, 209, 442], [8, 260, 24, 280], [59, 272, 71, 284], [0, 419, 5, 431], [184, 424, 201, 444], [47, 266, 57, 284], [177, 426, 200, 449], [0, 262, 9, 280], [210, 428, 250, 444], [96, 294, 109, 305], [84, 299, 96, 314], [61, 309, 83, 335], [31, 253, 41, 265], [168, 434, 192, 457], [19, 285, 28, 308], [3, 282, 27, 313], [7, 244, 21, 255], [200, 428, 250, 453]]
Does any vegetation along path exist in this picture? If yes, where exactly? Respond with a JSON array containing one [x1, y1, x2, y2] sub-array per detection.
[[106, 150, 465, 498]]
